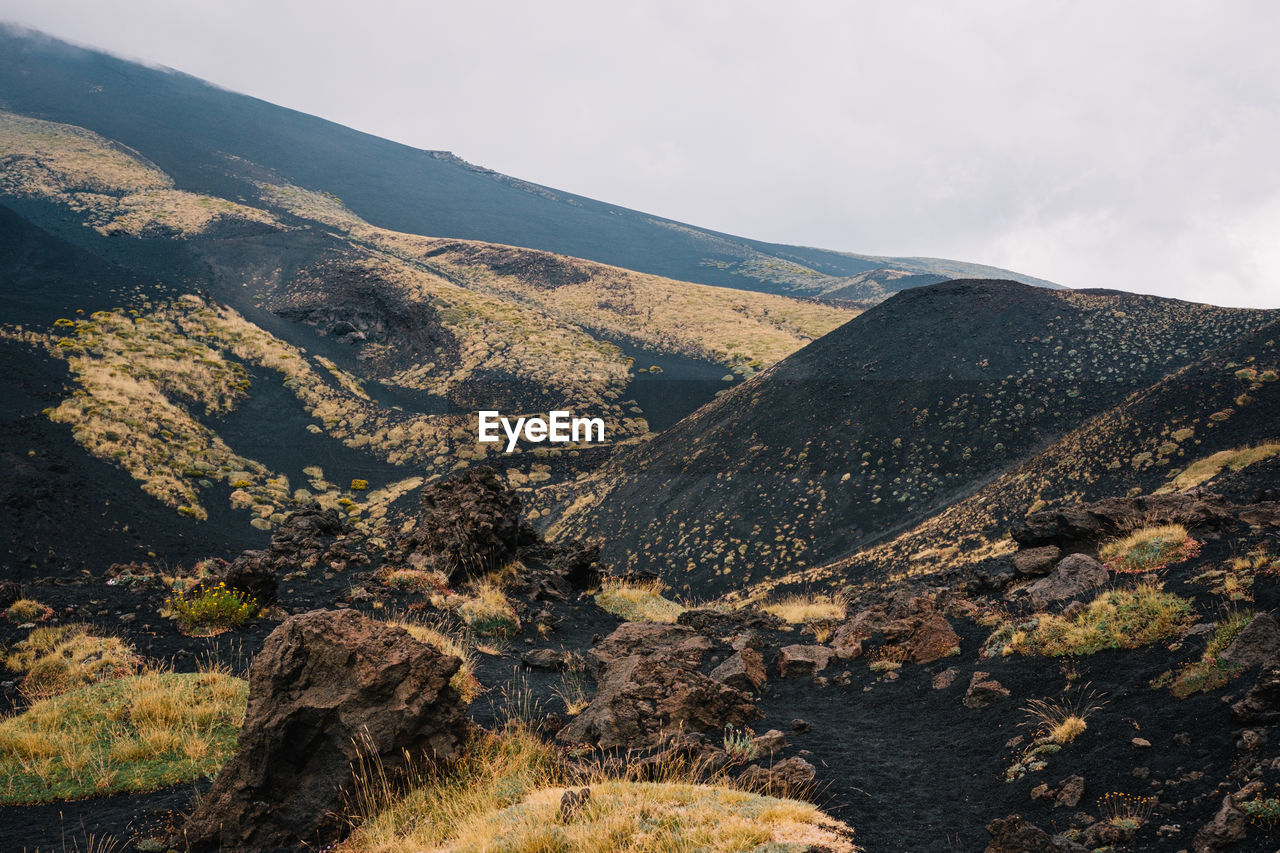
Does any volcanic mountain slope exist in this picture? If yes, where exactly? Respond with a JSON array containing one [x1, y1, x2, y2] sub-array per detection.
[[546, 281, 1278, 596], [773, 312, 1280, 596], [0, 105, 854, 567], [0, 24, 1052, 298]]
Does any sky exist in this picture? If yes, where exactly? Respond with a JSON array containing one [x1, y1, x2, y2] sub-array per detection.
[[1, 1, 1278, 307]]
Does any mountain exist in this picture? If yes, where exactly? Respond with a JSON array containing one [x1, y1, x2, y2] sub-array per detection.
[[545, 280, 1278, 596], [0, 24, 1054, 299]]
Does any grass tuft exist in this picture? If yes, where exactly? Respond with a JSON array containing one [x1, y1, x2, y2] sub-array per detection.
[[1099, 524, 1200, 574], [1165, 443, 1280, 491], [5, 624, 138, 700], [761, 593, 848, 625], [594, 578, 686, 623], [4, 598, 52, 624]]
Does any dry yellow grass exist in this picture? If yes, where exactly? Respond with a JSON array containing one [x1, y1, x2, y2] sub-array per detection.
[[3, 598, 51, 623], [594, 578, 686, 623], [1164, 443, 1280, 491], [1099, 524, 1199, 574], [342, 723, 858, 853], [451, 578, 521, 638], [5, 624, 138, 700], [761, 593, 848, 624], [0, 110, 277, 236], [258, 181, 855, 376], [0, 668, 247, 804]]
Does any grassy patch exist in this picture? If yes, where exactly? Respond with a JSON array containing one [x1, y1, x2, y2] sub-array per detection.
[[1099, 524, 1200, 574], [5, 625, 138, 700], [990, 585, 1193, 657], [343, 723, 857, 853], [453, 578, 521, 637], [1165, 443, 1280, 491], [594, 578, 686, 623], [1153, 610, 1251, 698], [0, 669, 247, 804], [761, 593, 847, 625]]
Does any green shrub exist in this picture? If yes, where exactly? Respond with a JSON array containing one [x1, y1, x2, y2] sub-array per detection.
[[992, 585, 1193, 657], [167, 583, 256, 635]]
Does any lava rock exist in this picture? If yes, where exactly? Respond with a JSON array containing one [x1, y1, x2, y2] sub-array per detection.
[[1231, 658, 1280, 724], [521, 648, 568, 671], [984, 814, 1051, 852], [1012, 546, 1062, 577], [736, 756, 816, 799], [964, 671, 1011, 709], [1220, 612, 1280, 668], [395, 466, 524, 583], [1192, 782, 1264, 852], [1023, 553, 1108, 606], [588, 622, 712, 676], [178, 609, 468, 852], [556, 652, 759, 750], [903, 612, 961, 663], [710, 648, 767, 693], [777, 644, 834, 678]]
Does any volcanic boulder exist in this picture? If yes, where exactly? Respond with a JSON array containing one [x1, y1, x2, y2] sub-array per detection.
[[1022, 554, 1108, 607], [558, 622, 757, 750], [179, 609, 468, 852], [396, 466, 526, 582]]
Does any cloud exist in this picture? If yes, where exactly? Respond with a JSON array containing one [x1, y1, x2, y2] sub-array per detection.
[[1, 0, 1276, 306]]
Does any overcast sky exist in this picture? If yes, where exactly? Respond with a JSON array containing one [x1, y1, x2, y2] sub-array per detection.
[[2, 1, 1278, 307]]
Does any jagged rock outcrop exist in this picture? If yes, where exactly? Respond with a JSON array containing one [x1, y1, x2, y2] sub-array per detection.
[[777, 644, 834, 678], [189, 504, 356, 606], [1220, 612, 1280, 668], [736, 756, 817, 798], [558, 622, 757, 749], [179, 610, 469, 852], [710, 648, 767, 693], [1013, 491, 1236, 551], [395, 467, 528, 582], [1232, 658, 1280, 724]]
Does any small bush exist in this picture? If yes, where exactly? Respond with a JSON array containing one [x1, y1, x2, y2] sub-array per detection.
[[166, 583, 256, 635], [5, 625, 138, 700], [351, 478, 369, 491], [993, 585, 1193, 657], [722, 725, 758, 762], [1100, 524, 1200, 574], [385, 568, 451, 594], [594, 578, 686, 623], [4, 598, 52, 624]]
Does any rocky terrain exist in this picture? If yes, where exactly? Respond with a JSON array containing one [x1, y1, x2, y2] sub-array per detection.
[[1, 22, 1279, 853]]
